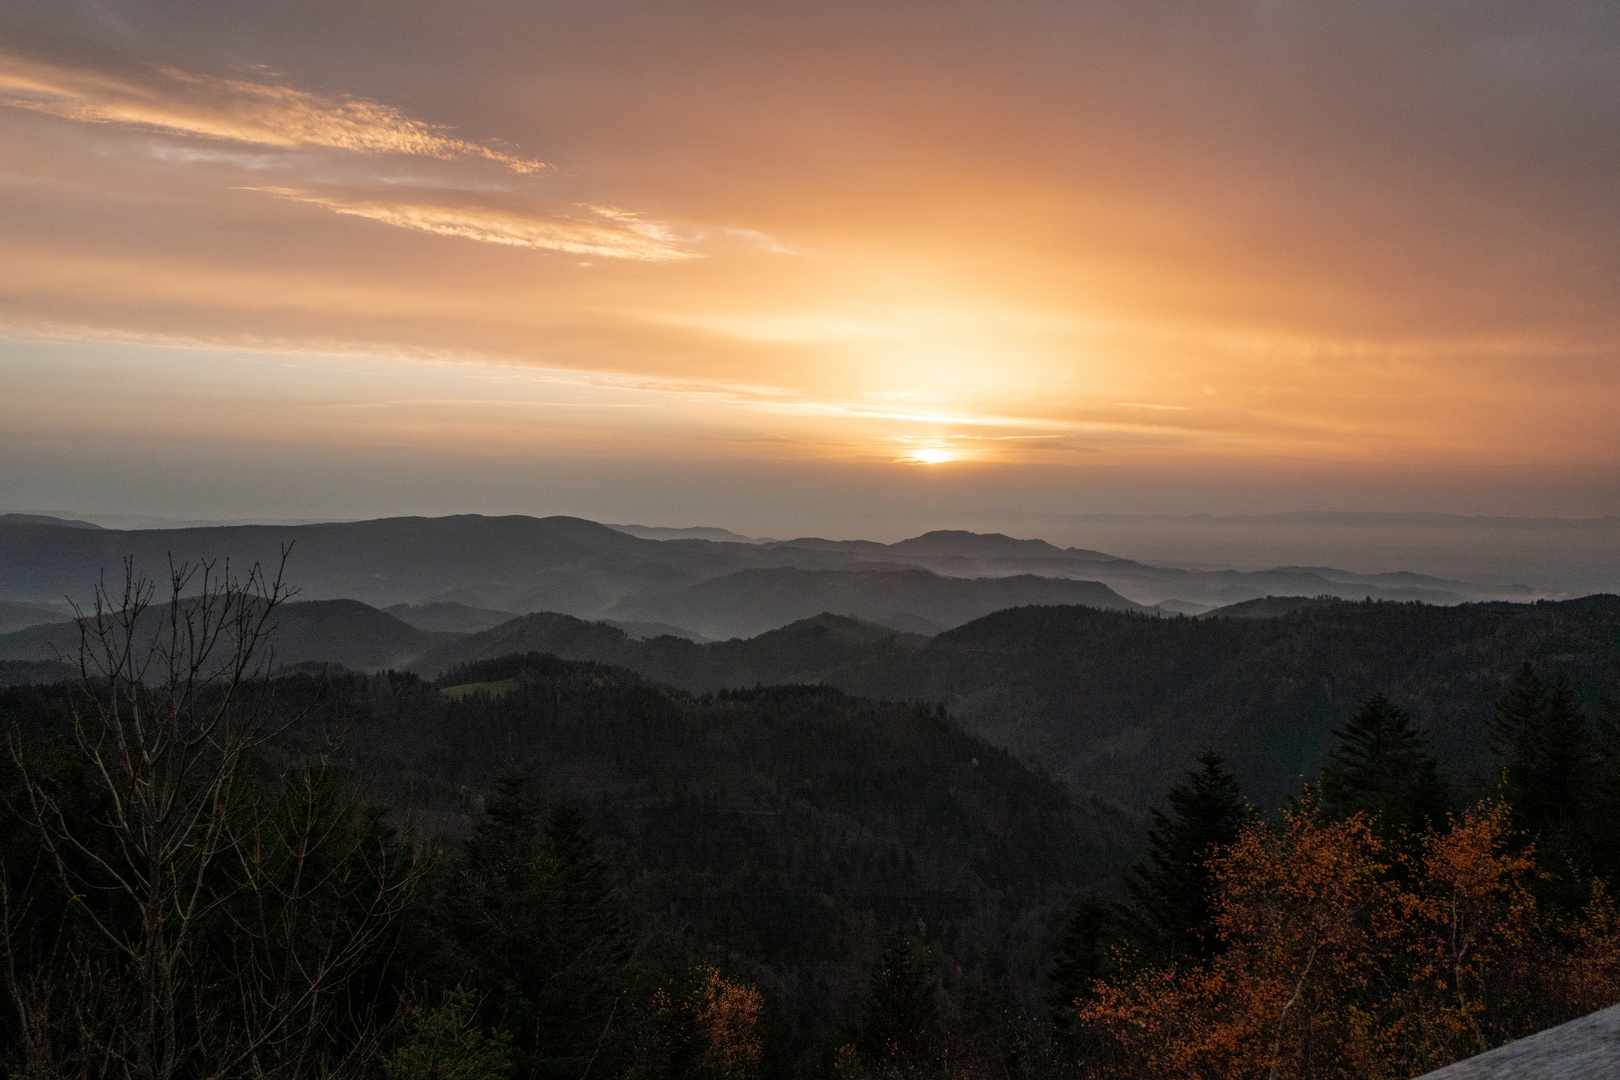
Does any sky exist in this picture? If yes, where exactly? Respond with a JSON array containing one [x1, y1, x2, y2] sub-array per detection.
[[3, 0, 1619, 539]]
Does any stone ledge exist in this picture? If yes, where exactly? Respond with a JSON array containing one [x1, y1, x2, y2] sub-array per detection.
[[1414, 1004, 1620, 1079]]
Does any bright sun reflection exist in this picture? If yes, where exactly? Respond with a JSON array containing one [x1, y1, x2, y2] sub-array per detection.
[[911, 448, 956, 464]]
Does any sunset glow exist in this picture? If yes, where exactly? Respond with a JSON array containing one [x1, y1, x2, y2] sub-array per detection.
[[8, 8, 1620, 1065], [2, 1, 1617, 527]]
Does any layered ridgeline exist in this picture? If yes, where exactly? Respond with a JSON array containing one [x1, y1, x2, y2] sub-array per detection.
[[0, 599, 73, 635], [5, 594, 1619, 809], [0, 597, 458, 676], [0, 514, 1537, 641], [401, 597, 1620, 809]]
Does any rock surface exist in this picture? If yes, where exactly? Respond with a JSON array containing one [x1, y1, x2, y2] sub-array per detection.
[[1415, 1004, 1620, 1079]]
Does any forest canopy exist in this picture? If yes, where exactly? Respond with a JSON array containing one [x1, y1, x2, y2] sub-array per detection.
[[2, 566, 1617, 1078]]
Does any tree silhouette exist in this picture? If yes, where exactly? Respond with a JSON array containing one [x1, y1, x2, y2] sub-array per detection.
[[1490, 664, 1591, 895], [1319, 694, 1450, 840], [432, 775, 635, 1080], [1123, 751, 1252, 963], [0, 555, 424, 1080], [1048, 891, 1123, 1050], [853, 929, 940, 1077]]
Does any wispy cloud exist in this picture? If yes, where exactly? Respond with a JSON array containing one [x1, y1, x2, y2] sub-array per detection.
[[0, 54, 548, 172], [246, 187, 699, 261], [718, 227, 801, 256]]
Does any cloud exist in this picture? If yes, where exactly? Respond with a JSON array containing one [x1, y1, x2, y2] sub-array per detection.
[[0, 53, 548, 172], [245, 187, 699, 261]]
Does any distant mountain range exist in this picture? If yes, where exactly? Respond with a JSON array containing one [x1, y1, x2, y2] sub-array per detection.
[[0, 513, 1538, 641], [0, 599, 74, 635], [383, 601, 522, 634], [0, 598, 457, 673], [5, 583, 1617, 811], [1057, 511, 1620, 529]]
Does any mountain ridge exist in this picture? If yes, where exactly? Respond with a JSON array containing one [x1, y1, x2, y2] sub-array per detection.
[[7, 592, 1620, 814], [0, 598, 454, 673], [0, 513, 1542, 640]]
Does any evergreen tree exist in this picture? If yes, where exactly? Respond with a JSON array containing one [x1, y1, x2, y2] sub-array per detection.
[[1047, 892, 1120, 1032], [1490, 664, 1589, 850], [1122, 750, 1252, 964], [539, 802, 637, 1059], [434, 774, 635, 1080], [855, 929, 940, 1076], [1581, 698, 1620, 888], [1318, 694, 1450, 839], [383, 987, 514, 1080]]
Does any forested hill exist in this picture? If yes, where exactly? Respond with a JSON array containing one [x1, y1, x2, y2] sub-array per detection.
[[844, 596, 1620, 809], [6, 589, 1619, 1075], [409, 610, 929, 686], [414, 598, 1620, 811], [257, 655, 1132, 1066], [7, 585, 1617, 812]]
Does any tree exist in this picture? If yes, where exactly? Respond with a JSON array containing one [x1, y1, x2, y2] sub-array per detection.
[[1075, 804, 1394, 1079], [1, 556, 425, 1080], [640, 967, 763, 1080], [1490, 664, 1590, 881], [1318, 694, 1450, 840], [382, 988, 513, 1080], [1048, 890, 1128, 1070], [1123, 751, 1252, 964], [847, 929, 941, 1078], [429, 774, 636, 1080], [1072, 801, 1620, 1080], [1584, 699, 1620, 886], [1047, 892, 1120, 1029]]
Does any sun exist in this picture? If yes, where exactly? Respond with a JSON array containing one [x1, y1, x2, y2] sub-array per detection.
[[911, 448, 956, 464]]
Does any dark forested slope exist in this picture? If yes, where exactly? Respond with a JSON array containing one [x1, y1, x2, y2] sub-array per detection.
[[839, 597, 1620, 809], [258, 655, 1131, 1058], [414, 598, 1620, 811], [410, 610, 926, 686]]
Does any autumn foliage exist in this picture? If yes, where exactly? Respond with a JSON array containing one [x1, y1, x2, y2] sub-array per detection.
[[643, 967, 764, 1080], [1069, 801, 1620, 1079]]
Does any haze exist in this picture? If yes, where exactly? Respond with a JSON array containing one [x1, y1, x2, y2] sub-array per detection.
[[3, 1, 1618, 571]]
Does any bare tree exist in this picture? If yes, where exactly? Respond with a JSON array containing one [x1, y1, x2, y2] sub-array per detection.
[[3, 554, 426, 1080]]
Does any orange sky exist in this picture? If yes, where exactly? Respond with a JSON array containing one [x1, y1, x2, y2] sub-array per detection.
[[2, 1, 1618, 526]]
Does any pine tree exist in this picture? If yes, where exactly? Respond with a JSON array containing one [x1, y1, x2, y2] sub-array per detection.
[[1047, 892, 1120, 1033], [383, 987, 514, 1080], [1586, 699, 1620, 888], [855, 929, 940, 1076], [537, 802, 636, 1068], [1490, 664, 1589, 849], [1318, 694, 1450, 839], [1123, 750, 1252, 964], [436, 774, 635, 1080]]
